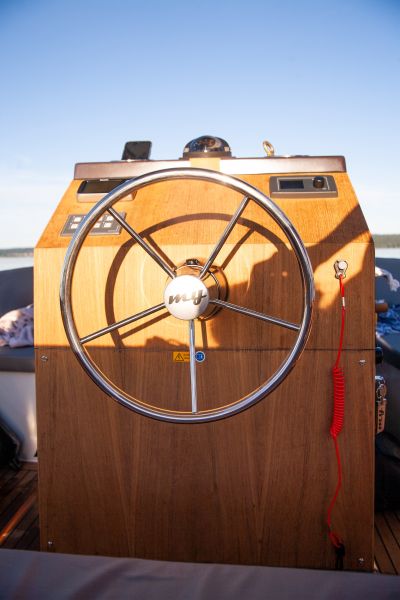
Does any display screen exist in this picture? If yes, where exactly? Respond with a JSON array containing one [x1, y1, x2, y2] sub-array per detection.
[[78, 179, 127, 194], [279, 179, 304, 190]]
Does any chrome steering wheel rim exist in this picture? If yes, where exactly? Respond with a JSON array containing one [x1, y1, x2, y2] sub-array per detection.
[[60, 167, 314, 423]]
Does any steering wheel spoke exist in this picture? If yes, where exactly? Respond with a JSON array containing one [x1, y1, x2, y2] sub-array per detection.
[[188, 320, 198, 413], [107, 207, 176, 279], [209, 299, 300, 331], [80, 303, 166, 344], [199, 195, 250, 278]]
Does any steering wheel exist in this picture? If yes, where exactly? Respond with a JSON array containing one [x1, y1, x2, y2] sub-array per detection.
[[60, 168, 314, 423]]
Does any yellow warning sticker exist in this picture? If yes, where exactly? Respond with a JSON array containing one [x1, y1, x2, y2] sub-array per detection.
[[173, 352, 190, 363]]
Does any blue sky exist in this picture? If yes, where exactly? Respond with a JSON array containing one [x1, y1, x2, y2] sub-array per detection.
[[0, 0, 399, 247]]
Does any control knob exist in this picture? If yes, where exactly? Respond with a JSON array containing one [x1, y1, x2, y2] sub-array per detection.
[[313, 176, 325, 189]]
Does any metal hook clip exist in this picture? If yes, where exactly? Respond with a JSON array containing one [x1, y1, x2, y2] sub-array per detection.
[[334, 260, 348, 279], [263, 140, 275, 157]]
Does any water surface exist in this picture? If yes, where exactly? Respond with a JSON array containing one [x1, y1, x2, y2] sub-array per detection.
[[0, 249, 399, 272]]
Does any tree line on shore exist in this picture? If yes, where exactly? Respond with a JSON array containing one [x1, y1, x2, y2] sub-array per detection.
[[373, 235, 400, 248], [0, 248, 34, 257]]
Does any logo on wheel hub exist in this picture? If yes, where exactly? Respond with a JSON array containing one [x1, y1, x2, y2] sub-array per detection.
[[164, 275, 209, 320], [168, 289, 207, 306]]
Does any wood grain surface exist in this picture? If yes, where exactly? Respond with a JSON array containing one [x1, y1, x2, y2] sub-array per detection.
[[35, 167, 375, 570]]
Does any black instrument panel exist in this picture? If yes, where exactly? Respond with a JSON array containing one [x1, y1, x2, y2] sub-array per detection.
[[269, 175, 338, 198]]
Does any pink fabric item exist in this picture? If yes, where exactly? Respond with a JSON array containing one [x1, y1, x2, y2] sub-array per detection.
[[0, 304, 34, 347]]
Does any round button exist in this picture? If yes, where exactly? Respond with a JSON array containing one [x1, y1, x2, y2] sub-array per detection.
[[195, 351, 206, 363], [164, 275, 209, 320], [313, 176, 325, 189]]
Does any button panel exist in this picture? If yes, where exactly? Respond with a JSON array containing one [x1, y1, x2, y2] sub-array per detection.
[[60, 212, 127, 236]]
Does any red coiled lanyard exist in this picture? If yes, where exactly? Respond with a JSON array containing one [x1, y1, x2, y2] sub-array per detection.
[[326, 274, 346, 567]]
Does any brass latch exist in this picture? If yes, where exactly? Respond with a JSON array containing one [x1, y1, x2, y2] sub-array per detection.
[[375, 375, 387, 434]]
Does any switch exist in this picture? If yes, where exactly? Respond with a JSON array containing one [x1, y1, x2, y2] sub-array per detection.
[[313, 176, 325, 189]]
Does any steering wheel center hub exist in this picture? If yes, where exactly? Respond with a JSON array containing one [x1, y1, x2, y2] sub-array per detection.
[[164, 275, 209, 320]]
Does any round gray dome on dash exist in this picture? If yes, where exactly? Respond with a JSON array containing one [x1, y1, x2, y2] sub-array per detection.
[[182, 135, 232, 158]]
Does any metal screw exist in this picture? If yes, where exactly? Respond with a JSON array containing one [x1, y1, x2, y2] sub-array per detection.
[[357, 557, 365, 567], [359, 359, 366, 366], [41, 355, 48, 362]]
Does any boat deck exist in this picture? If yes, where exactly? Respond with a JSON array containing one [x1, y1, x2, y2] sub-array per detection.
[[375, 511, 400, 574], [1, 463, 400, 574], [0, 463, 39, 551]]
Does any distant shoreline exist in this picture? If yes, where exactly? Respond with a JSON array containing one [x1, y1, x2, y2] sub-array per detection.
[[373, 235, 400, 248], [0, 248, 34, 257], [0, 234, 399, 256]]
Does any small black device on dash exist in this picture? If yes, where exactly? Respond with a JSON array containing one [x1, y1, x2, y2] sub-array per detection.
[[121, 141, 152, 160]]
